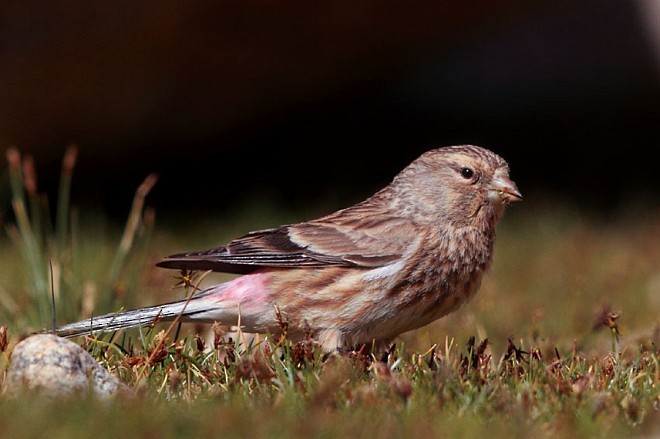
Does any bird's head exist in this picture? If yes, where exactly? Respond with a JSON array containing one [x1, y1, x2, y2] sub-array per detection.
[[394, 145, 522, 228]]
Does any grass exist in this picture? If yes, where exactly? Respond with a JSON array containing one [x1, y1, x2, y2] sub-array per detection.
[[0, 148, 658, 438]]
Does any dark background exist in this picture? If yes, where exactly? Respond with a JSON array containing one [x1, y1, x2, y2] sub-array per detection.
[[1, 0, 659, 220]]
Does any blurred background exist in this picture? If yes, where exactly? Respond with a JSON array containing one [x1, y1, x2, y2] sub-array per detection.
[[1, 0, 659, 221]]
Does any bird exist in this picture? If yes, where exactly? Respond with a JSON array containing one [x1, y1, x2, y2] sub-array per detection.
[[55, 145, 522, 351]]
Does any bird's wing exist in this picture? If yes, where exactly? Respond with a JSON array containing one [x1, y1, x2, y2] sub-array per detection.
[[156, 208, 416, 274]]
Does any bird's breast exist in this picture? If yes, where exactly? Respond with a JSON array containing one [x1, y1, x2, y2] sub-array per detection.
[[384, 227, 494, 323]]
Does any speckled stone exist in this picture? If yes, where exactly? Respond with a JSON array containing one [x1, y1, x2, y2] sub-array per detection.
[[4, 334, 129, 398]]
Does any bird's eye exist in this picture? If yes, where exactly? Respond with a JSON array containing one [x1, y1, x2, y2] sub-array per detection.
[[460, 167, 474, 179]]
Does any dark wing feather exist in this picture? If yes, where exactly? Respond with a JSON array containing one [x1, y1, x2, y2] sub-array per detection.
[[155, 227, 335, 274], [156, 202, 416, 274]]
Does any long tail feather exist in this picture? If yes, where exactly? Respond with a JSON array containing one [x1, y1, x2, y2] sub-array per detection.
[[52, 277, 274, 339], [54, 297, 212, 338]]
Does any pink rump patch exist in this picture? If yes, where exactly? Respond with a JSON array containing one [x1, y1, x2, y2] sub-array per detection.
[[213, 270, 273, 309]]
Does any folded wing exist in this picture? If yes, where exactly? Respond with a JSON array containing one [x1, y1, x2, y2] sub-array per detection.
[[156, 204, 416, 274]]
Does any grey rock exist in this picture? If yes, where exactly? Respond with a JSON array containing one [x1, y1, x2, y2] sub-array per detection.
[[4, 334, 129, 398]]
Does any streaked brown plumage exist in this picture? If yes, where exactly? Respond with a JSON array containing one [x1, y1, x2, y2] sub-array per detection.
[[56, 145, 522, 350]]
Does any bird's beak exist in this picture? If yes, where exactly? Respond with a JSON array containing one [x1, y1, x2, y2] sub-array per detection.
[[487, 176, 523, 204]]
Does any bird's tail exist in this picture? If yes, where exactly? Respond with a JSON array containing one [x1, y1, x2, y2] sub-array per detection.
[[54, 288, 226, 339]]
